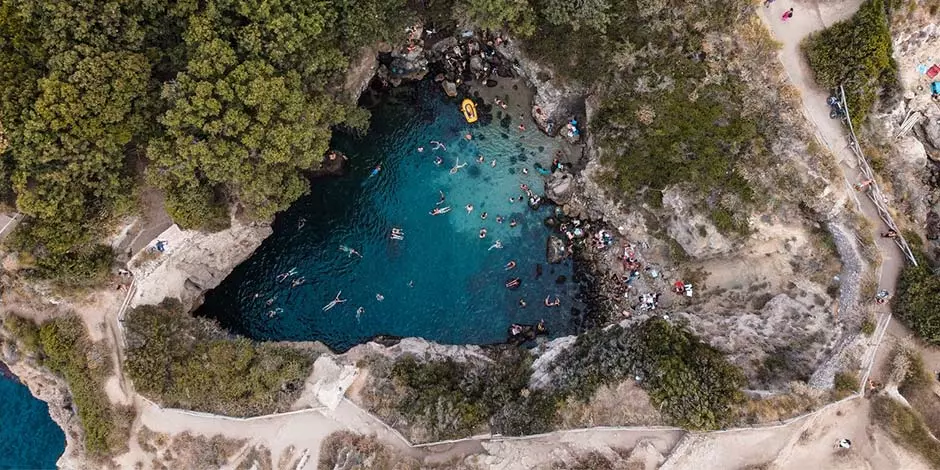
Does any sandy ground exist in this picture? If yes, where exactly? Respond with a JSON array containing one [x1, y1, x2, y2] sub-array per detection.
[[661, 397, 932, 470]]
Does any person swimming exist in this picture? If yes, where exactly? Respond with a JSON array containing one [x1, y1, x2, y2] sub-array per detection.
[[506, 278, 521, 289], [522, 168, 529, 175], [509, 196, 515, 203], [297, 217, 306, 230], [266, 296, 277, 306], [509, 219, 518, 227], [544, 295, 561, 307], [339, 245, 363, 258], [520, 183, 529, 191], [322, 291, 346, 311], [430, 140, 446, 150], [519, 299, 527, 308], [376, 293, 384, 301], [479, 228, 487, 239], [450, 157, 467, 174], [268, 307, 283, 318], [417, 146, 424, 152], [291, 277, 305, 288], [369, 163, 382, 178], [466, 204, 474, 214], [276, 267, 298, 283], [434, 156, 443, 165], [464, 133, 472, 140], [490, 159, 496, 168], [477, 154, 485, 163], [496, 216, 503, 224], [437, 190, 446, 205], [505, 260, 516, 270], [488, 240, 503, 251], [430, 206, 451, 215], [481, 212, 488, 220]]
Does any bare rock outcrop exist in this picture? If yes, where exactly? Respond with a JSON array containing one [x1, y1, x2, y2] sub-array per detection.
[[661, 188, 733, 259], [129, 220, 272, 311]]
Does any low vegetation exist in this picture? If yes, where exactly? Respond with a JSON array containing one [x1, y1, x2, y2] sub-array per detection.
[[893, 253, 940, 345], [803, 0, 899, 127], [362, 318, 745, 441], [2, 313, 127, 457], [318, 431, 475, 470], [124, 300, 314, 416], [894, 343, 940, 440]]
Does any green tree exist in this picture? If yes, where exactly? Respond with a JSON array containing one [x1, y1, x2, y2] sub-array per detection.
[[456, 0, 536, 36], [536, 0, 610, 32], [894, 254, 940, 345], [803, 0, 898, 127]]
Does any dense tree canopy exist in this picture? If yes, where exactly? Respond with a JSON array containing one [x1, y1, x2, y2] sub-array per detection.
[[894, 254, 940, 345]]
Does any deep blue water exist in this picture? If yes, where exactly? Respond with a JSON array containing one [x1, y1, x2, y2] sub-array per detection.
[[198, 81, 581, 351], [0, 372, 65, 469]]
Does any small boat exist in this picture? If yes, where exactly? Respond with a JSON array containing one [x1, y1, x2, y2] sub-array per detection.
[[461, 98, 478, 123]]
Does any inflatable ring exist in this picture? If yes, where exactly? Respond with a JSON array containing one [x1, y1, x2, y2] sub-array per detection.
[[461, 98, 478, 123]]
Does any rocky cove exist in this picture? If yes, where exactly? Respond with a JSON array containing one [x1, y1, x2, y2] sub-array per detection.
[[0, 18, 880, 469]]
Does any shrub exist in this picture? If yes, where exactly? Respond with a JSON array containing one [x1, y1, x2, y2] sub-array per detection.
[[548, 318, 746, 430], [833, 371, 859, 398], [803, 0, 898, 127], [861, 315, 877, 336], [894, 253, 940, 345], [124, 300, 314, 416], [3, 314, 41, 355]]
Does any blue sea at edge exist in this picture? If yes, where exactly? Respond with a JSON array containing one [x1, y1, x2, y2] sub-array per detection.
[[197, 80, 583, 352], [0, 372, 66, 470]]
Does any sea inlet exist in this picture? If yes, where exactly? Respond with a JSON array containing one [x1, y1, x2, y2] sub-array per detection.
[[0, 368, 65, 469], [197, 80, 583, 352]]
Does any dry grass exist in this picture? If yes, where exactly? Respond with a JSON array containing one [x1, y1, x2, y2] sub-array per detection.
[[136, 427, 246, 469], [556, 380, 663, 428], [734, 383, 824, 424], [318, 431, 479, 470], [234, 445, 272, 470]]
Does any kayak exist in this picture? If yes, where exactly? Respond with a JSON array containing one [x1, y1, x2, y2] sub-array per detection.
[[461, 98, 478, 123]]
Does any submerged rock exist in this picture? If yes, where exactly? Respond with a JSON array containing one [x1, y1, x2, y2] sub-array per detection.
[[442, 80, 457, 97], [546, 235, 567, 264]]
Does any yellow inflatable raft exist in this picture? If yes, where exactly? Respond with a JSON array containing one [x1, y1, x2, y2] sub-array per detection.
[[461, 98, 478, 123]]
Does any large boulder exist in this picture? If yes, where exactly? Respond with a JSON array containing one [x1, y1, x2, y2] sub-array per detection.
[[661, 188, 733, 259], [442, 80, 457, 97], [546, 235, 567, 264], [545, 172, 574, 205]]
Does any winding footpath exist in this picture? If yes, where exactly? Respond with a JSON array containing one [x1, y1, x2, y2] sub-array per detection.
[[96, 3, 933, 469]]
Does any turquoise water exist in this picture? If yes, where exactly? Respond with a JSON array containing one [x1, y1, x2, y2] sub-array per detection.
[[198, 81, 582, 351], [0, 372, 65, 469]]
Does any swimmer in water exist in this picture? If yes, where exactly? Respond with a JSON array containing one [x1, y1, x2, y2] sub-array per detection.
[[518, 123, 526, 131], [434, 156, 443, 166], [266, 296, 276, 306], [322, 291, 346, 311], [488, 240, 503, 251], [369, 163, 382, 178], [479, 229, 487, 239], [430, 140, 446, 151], [429, 206, 451, 216], [339, 245, 363, 258], [519, 299, 527, 308], [544, 295, 561, 307], [450, 157, 467, 174], [520, 183, 529, 191], [437, 190, 446, 205], [496, 216, 503, 224], [376, 293, 384, 301], [490, 159, 496, 168], [477, 155, 485, 163], [417, 146, 424, 152], [465, 133, 472, 140], [408, 280, 414, 288], [509, 196, 515, 203], [509, 219, 517, 227], [268, 307, 283, 318], [505, 260, 516, 270], [291, 277, 305, 288], [466, 204, 474, 214], [481, 212, 488, 220], [297, 217, 306, 230], [276, 267, 298, 283], [522, 168, 528, 175]]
